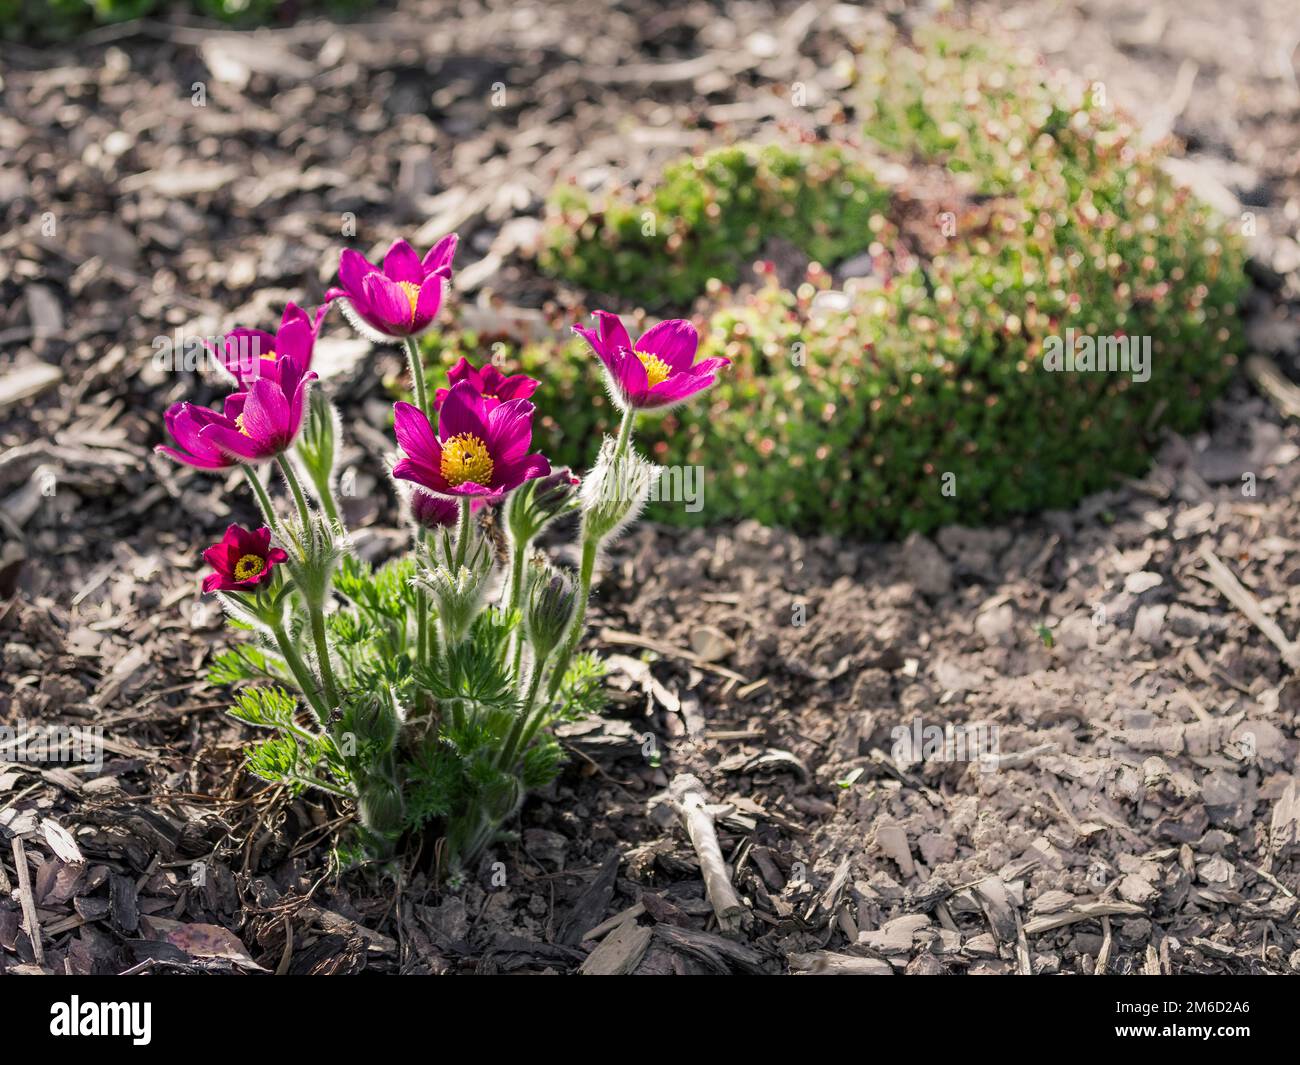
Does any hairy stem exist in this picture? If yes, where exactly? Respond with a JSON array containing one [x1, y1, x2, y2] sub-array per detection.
[[403, 336, 429, 417], [416, 532, 429, 667], [307, 463, 343, 529], [613, 405, 636, 460], [497, 655, 546, 770], [275, 453, 314, 544], [243, 466, 281, 536], [271, 621, 328, 723], [546, 532, 598, 700], [455, 497, 472, 569], [308, 604, 339, 711], [507, 532, 528, 681]]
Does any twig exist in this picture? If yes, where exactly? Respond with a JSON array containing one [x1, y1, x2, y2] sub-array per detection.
[[664, 774, 749, 936], [1246, 355, 1300, 420], [1196, 543, 1300, 669], [11, 836, 44, 967]]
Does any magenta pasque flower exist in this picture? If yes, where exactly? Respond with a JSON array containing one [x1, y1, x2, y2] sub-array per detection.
[[326, 235, 458, 340], [204, 356, 316, 463], [573, 311, 729, 412], [392, 380, 549, 502], [207, 302, 326, 388], [433, 357, 538, 412], [201, 524, 288, 593]]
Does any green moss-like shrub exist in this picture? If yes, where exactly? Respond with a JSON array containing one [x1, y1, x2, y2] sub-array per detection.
[[540, 142, 894, 308]]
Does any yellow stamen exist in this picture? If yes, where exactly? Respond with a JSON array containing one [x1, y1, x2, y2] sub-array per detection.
[[234, 554, 265, 581], [235, 413, 250, 436], [398, 281, 421, 324], [260, 349, 277, 362], [440, 432, 494, 488], [637, 350, 671, 388]]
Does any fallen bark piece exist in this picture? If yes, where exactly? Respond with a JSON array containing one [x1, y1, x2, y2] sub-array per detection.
[[661, 773, 750, 935], [653, 923, 769, 974], [1196, 544, 1300, 669], [789, 950, 893, 975], [1022, 900, 1146, 936], [0, 362, 62, 413], [579, 919, 652, 975]]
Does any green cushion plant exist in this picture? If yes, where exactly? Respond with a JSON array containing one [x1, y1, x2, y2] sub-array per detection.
[[522, 25, 1247, 536]]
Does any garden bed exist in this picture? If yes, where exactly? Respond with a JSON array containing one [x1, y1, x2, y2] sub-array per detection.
[[2, 0, 1300, 975]]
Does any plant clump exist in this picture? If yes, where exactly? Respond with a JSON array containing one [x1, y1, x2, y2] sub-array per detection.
[[525, 25, 1247, 536], [158, 238, 729, 872]]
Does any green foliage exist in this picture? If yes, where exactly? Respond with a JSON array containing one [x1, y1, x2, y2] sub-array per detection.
[[527, 26, 1247, 535], [216, 545, 608, 869], [540, 142, 892, 308]]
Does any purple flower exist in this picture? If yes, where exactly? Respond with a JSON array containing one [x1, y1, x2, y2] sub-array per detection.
[[207, 302, 326, 388], [433, 357, 538, 412], [326, 235, 458, 340], [157, 402, 241, 470], [392, 380, 549, 502], [197, 356, 316, 464], [202, 524, 288, 594], [573, 311, 729, 412]]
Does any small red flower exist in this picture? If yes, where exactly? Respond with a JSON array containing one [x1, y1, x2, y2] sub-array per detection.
[[201, 524, 287, 594]]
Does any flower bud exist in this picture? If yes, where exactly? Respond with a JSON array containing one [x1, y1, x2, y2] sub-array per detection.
[[409, 488, 460, 531], [357, 777, 404, 838], [580, 437, 660, 544], [284, 513, 344, 610], [505, 467, 580, 543], [295, 389, 340, 487], [417, 527, 495, 648], [346, 688, 401, 754], [525, 567, 578, 658]]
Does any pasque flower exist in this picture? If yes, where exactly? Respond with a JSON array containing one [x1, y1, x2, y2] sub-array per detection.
[[199, 356, 317, 463], [208, 302, 326, 388], [392, 380, 549, 502], [326, 235, 458, 340], [434, 357, 538, 411], [573, 311, 729, 411], [201, 524, 288, 593]]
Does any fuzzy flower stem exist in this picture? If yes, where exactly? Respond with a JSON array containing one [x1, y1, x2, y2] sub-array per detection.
[[275, 454, 314, 544], [613, 406, 636, 461], [507, 533, 528, 682], [545, 532, 598, 701], [416, 531, 430, 667], [270, 620, 328, 723], [497, 654, 547, 771], [307, 464, 343, 529], [308, 606, 339, 712], [243, 466, 281, 536], [455, 498, 472, 569], [402, 336, 429, 417]]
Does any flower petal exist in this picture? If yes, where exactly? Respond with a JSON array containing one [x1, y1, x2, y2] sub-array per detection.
[[635, 319, 698, 372], [393, 401, 440, 463], [422, 233, 459, 276], [361, 274, 413, 334], [338, 248, 376, 299], [485, 398, 536, 465], [438, 380, 489, 443], [410, 273, 444, 331], [383, 239, 423, 284], [592, 310, 633, 359]]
